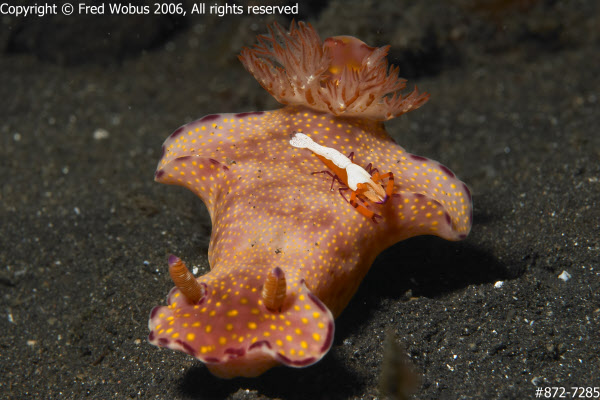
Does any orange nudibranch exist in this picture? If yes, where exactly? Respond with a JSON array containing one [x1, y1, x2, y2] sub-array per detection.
[[149, 21, 472, 379]]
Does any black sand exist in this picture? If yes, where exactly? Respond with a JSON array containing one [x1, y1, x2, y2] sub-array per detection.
[[1, 1, 599, 399]]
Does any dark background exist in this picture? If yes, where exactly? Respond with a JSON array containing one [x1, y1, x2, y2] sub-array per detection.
[[1, 0, 599, 398]]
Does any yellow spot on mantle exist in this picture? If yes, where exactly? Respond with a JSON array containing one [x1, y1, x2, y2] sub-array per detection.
[[227, 309, 239, 317]]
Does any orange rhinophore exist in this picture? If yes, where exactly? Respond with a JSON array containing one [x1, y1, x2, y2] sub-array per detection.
[[167, 255, 204, 304], [262, 267, 287, 311]]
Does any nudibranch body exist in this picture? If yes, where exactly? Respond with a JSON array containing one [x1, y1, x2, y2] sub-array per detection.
[[149, 22, 472, 378]]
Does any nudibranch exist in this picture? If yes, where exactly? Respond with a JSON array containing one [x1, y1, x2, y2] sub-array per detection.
[[149, 21, 472, 378]]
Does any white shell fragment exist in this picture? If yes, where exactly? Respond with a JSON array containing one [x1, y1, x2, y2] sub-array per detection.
[[558, 270, 572, 282]]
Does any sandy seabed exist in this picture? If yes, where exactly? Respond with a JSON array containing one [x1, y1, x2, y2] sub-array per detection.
[[1, 1, 599, 399]]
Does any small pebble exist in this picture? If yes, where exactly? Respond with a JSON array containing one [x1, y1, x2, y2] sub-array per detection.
[[558, 271, 571, 282], [93, 128, 110, 140]]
